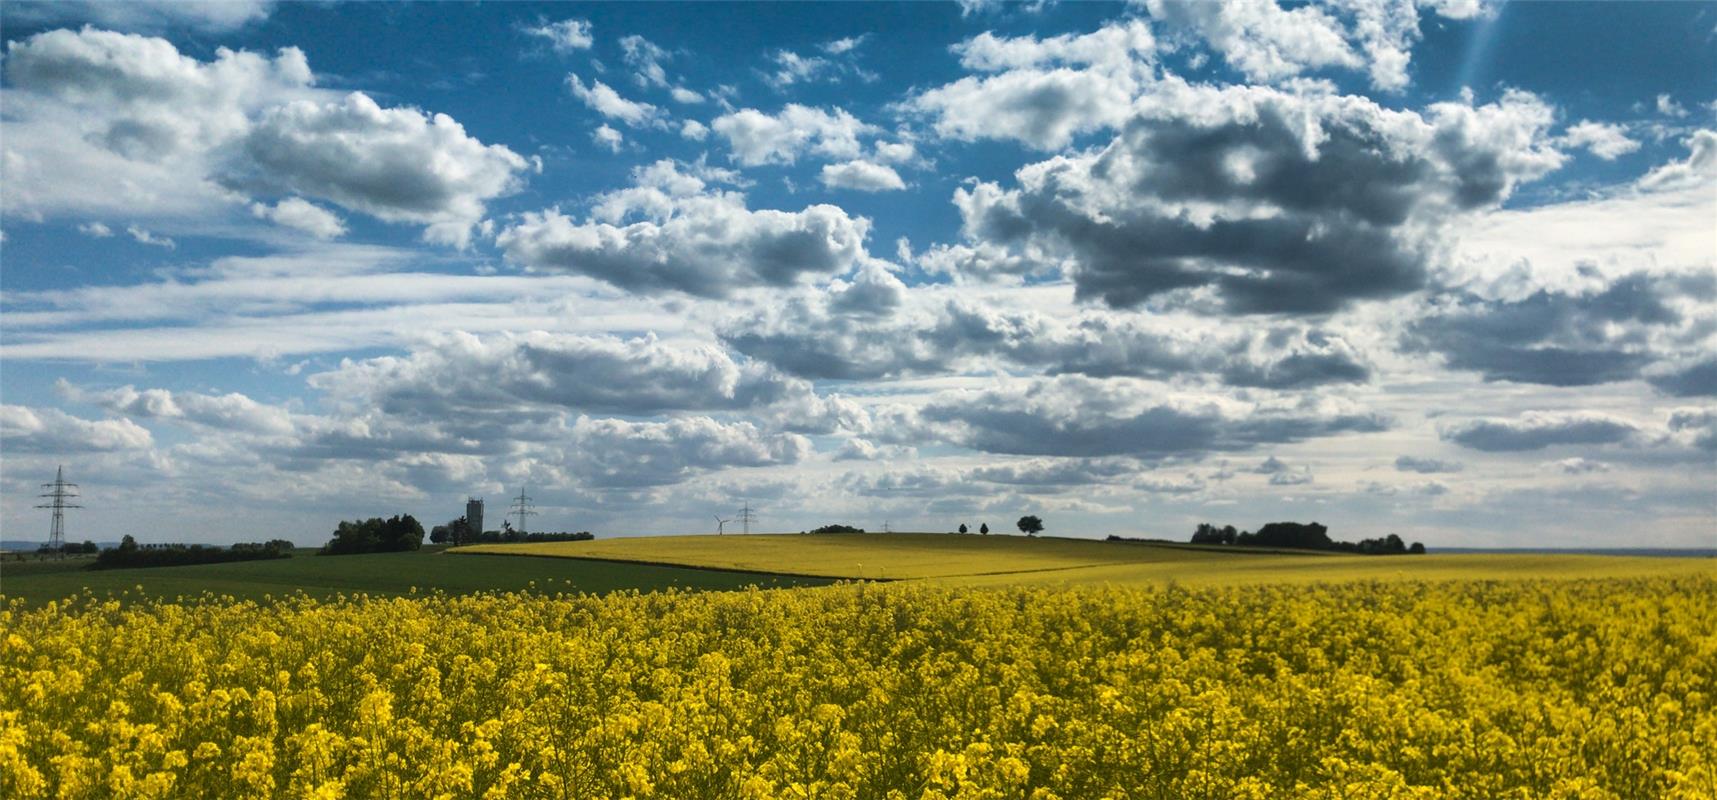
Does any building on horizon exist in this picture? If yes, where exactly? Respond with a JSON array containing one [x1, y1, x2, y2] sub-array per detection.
[[466, 497, 484, 538]]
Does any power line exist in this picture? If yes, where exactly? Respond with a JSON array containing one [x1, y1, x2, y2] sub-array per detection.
[[34, 465, 81, 554], [507, 486, 538, 534], [736, 500, 757, 535]]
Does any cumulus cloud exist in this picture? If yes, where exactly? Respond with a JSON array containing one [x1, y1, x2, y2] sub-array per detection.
[[723, 288, 1371, 387], [1648, 357, 1717, 398], [497, 160, 872, 296], [1561, 120, 1640, 160], [231, 92, 529, 248], [820, 160, 906, 192], [0, 404, 153, 452], [711, 105, 875, 166], [904, 20, 1156, 150], [250, 197, 346, 238], [1441, 411, 1641, 452], [4, 29, 529, 247], [1656, 93, 1688, 118], [949, 81, 1563, 313], [908, 375, 1387, 459], [592, 124, 625, 152], [1395, 455, 1462, 473], [566, 416, 810, 488], [526, 18, 594, 52], [1667, 408, 1717, 451], [308, 331, 800, 420], [62, 383, 293, 434], [566, 74, 665, 127], [1144, 0, 1480, 91], [126, 225, 174, 249], [77, 222, 113, 237]]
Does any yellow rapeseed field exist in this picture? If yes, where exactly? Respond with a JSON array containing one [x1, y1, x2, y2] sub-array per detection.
[[5, 577, 1715, 799]]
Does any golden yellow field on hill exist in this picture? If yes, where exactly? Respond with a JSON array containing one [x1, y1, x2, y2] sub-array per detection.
[[454, 533, 1717, 586], [456, 532, 1253, 579], [5, 577, 1714, 799]]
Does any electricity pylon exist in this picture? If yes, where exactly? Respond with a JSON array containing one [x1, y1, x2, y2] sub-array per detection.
[[35, 465, 81, 555]]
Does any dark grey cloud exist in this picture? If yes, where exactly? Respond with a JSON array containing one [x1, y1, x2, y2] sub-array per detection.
[[1395, 455, 1463, 474], [724, 293, 1370, 388], [968, 458, 1141, 488], [949, 83, 1561, 313], [1668, 408, 1717, 452], [1406, 271, 1690, 387], [565, 416, 809, 488], [1441, 412, 1640, 452], [1649, 357, 1717, 398], [912, 376, 1387, 458]]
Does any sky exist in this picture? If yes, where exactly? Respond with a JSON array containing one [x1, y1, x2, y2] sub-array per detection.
[[1, 0, 1713, 548]]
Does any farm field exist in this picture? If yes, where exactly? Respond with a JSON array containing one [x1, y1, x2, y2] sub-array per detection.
[[0, 547, 834, 606], [4, 576, 1713, 798], [455, 532, 1717, 586]]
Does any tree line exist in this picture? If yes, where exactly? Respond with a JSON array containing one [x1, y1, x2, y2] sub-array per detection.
[[1185, 521, 1425, 554], [92, 536, 295, 570], [427, 515, 593, 545]]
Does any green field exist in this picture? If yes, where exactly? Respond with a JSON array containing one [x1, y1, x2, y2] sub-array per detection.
[[456, 533, 1717, 586], [0, 546, 834, 605]]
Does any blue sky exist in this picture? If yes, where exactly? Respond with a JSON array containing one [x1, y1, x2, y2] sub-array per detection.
[[1, 1, 1712, 547]]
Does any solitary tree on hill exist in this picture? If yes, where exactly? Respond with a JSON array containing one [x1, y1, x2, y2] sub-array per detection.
[[1017, 515, 1044, 536], [979, 523, 989, 535], [958, 523, 968, 534]]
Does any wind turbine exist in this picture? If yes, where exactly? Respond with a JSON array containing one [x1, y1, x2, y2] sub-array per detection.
[[715, 514, 731, 535]]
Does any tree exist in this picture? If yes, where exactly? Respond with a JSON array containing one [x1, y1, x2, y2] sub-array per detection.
[[958, 523, 969, 534], [1017, 515, 1044, 536], [979, 523, 989, 535], [1409, 541, 1426, 555]]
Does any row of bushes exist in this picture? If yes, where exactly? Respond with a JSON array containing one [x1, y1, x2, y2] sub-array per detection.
[[91, 537, 295, 570]]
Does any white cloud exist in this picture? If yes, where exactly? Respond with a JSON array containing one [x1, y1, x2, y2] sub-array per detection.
[[592, 124, 625, 153], [3, 29, 529, 247], [63, 382, 293, 434], [620, 35, 671, 88], [670, 86, 705, 104], [250, 197, 346, 239], [904, 21, 1156, 150], [566, 74, 665, 127], [680, 119, 709, 141], [1657, 93, 1689, 118], [526, 18, 594, 52], [77, 222, 113, 238], [6, 1, 273, 33], [1144, 0, 1474, 91], [497, 160, 873, 296], [1562, 120, 1640, 160], [126, 224, 175, 249], [309, 331, 803, 420], [0, 404, 154, 452], [233, 92, 529, 248], [819, 160, 906, 192], [711, 104, 875, 166]]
